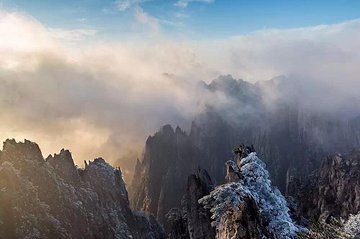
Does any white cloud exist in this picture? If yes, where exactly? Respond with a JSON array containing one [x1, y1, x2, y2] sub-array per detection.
[[1, 8, 360, 181], [116, 0, 134, 11], [134, 6, 160, 32], [116, 0, 151, 11], [175, 12, 189, 18], [0, 11, 54, 53], [0, 9, 204, 180], [48, 28, 97, 42], [198, 19, 360, 83], [175, 0, 214, 8], [117, 0, 214, 10], [115, 0, 162, 33]]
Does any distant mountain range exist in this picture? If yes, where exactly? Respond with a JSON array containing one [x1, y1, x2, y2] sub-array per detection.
[[1, 75, 360, 238], [130, 75, 360, 224]]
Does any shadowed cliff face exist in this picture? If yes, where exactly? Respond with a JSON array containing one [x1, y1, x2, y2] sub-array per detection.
[[164, 168, 215, 239], [288, 150, 360, 223], [130, 76, 360, 224], [184, 168, 215, 239], [130, 125, 201, 223], [0, 139, 165, 239]]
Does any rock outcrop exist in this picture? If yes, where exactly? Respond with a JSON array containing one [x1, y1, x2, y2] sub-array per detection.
[[163, 168, 215, 239], [200, 149, 298, 239], [288, 150, 360, 223], [165, 208, 189, 239], [164, 147, 299, 239], [130, 75, 360, 224], [0, 139, 165, 239], [183, 168, 215, 239], [130, 125, 202, 224]]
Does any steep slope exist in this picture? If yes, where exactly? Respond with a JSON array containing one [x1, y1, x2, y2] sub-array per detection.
[[130, 75, 360, 223], [200, 152, 298, 239], [165, 147, 300, 239], [130, 125, 201, 223], [164, 168, 215, 239], [288, 150, 360, 223], [0, 139, 165, 239]]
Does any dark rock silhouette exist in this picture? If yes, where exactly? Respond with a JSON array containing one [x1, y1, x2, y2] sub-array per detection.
[[233, 144, 256, 162], [0, 139, 165, 239], [165, 168, 215, 239], [130, 125, 200, 224], [165, 208, 189, 239], [288, 150, 360, 223]]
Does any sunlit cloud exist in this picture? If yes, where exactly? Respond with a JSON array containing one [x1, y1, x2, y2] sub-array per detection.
[[1, 8, 360, 181], [0, 11, 54, 53]]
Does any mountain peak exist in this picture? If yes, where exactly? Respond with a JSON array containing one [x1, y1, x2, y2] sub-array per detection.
[[1, 138, 43, 162], [160, 124, 175, 135], [0, 139, 165, 239], [200, 151, 299, 239]]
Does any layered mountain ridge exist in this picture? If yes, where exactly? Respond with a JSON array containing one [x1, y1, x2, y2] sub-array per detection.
[[1, 75, 360, 238], [0, 137, 359, 238], [159, 146, 360, 239], [164, 149, 300, 239], [130, 75, 360, 225]]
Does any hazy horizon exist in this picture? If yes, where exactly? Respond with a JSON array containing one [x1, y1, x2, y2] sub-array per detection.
[[1, 0, 360, 182]]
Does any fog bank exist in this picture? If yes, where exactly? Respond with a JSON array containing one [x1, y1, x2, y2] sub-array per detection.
[[1, 10, 360, 181]]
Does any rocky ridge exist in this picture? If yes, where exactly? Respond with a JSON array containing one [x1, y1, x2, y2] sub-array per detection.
[[0, 139, 165, 239], [165, 146, 299, 239], [130, 76, 360, 224], [288, 150, 360, 223], [164, 168, 215, 239], [200, 151, 298, 239]]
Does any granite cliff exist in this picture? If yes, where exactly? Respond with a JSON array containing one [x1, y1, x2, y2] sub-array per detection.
[[0, 139, 165, 239], [161, 146, 360, 239], [130, 75, 360, 224], [288, 150, 360, 223], [165, 146, 299, 239], [164, 168, 215, 239]]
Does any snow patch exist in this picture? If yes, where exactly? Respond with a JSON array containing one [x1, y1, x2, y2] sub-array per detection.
[[344, 212, 360, 238]]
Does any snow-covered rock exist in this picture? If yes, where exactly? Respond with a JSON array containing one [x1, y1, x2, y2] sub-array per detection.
[[344, 213, 360, 238], [200, 152, 298, 239]]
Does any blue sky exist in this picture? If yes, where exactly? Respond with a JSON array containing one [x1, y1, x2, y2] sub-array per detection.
[[2, 0, 360, 40]]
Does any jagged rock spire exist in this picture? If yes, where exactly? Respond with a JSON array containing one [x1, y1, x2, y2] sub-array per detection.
[[201, 149, 298, 239]]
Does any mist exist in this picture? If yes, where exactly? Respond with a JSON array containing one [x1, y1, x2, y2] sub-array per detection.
[[1, 9, 360, 181]]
